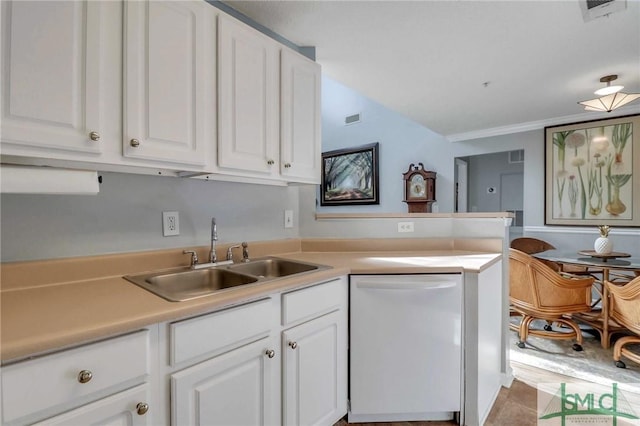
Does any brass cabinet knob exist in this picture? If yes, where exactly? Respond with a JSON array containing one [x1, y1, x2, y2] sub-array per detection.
[[284, 163, 292, 168], [136, 402, 149, 415], [77, 370, 93, 383], [265, 349, 275, 358], [288, 341, 298, 350], [89, 131, 100, 141], [130, 139, 140, 147], [267, 159, 275, 165]]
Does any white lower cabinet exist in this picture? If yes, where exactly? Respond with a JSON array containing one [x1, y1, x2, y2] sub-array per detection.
[[168, 276, 348, 426], [171, 336, 280, 426], [282, 310, 347, 426], [1, 329, 153, 426], [32, 384, 151, 426]]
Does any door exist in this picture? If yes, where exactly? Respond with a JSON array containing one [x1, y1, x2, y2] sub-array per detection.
[[217, 13, 280, 176], [280, 48, 322, 184], [1, 0, 103, 155], [282, 310, 347, 426], [455, 158, 468, 212], [33, 385, 151, 426], [171, 337, 279, 426], [123, 0, 212, 166]]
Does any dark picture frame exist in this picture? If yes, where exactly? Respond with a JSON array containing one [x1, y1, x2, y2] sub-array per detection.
[[321, 142, 380, 206], [544, 114, 640, 227]]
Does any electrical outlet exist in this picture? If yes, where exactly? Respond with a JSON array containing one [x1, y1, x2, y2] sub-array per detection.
[[397, 221, 414, 233], [284, 209, 294, 228], [163, 211, 179, 236]]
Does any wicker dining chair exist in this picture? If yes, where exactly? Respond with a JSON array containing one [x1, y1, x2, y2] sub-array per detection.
[[509, 248, 594, 351], [605, 276, 640, 368]]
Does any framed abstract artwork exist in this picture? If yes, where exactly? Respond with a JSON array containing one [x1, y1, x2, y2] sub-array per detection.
[[545, 114, 640, 226], [321, 142, 379, 206]]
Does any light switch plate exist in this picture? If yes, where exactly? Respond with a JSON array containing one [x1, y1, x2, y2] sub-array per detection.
[[163, 211, 180, 236], [284, 210, 294, 228]]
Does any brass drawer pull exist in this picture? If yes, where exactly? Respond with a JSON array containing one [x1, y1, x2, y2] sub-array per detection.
[[77, 369, 93, 384], [136, 402, 149, 415]]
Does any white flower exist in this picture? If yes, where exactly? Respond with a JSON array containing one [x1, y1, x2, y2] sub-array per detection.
[[556, 170, 569, 178], [571, 157, 586, 167], [591, 136, 610, 153], [566, 132, 586, 149]]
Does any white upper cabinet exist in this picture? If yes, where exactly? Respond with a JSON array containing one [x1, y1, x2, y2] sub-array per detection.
[[280, 48, 322, 184], [217, 13, 280, 178], [123, 0, 214, 168], [1, 1, 104, 156]]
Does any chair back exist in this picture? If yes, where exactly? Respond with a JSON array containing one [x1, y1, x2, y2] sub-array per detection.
[[606, 276, 640, 336], [510, 237, 555, 254], [509, 249, 592, 317]]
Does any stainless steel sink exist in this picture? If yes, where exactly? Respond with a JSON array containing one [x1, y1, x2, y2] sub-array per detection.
[[124, 268, 259, 302], [227, 257, 323, 278], [124, 257, 329, 302]]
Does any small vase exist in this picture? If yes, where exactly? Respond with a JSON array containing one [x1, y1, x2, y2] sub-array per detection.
[[594, 237, 613, 254]]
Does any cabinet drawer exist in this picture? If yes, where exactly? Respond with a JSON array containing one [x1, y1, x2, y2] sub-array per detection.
[[282, 278, 345, 326], [2, 330, 150, 424], [170, 298, 273, 365]]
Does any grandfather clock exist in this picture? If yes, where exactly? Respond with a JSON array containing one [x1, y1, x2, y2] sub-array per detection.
[[402, 163, 436, 213]]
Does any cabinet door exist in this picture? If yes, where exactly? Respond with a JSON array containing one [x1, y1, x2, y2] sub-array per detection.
[[171, 337, 280, 426], [1, 0, 103, 155], [282, 310, 347, 426], [280, 49, 322, 184], [32, 384, 151, 426], [124, 0, 212, 167], [217, 13, 280, 176]]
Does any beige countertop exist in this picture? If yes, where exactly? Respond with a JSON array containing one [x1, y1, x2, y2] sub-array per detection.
[[1, 238, 501, 363]]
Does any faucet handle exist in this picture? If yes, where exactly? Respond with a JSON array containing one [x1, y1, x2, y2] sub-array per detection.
[[241, 242, 250, 263], [226, 244, 242, 262], [183, 250, 198, 268]]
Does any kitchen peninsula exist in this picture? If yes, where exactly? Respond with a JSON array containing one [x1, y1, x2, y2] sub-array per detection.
[[1, 237, 503, 426]]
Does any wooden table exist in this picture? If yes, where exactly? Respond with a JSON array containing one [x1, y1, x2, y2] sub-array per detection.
[[534, 250, 640, 349]]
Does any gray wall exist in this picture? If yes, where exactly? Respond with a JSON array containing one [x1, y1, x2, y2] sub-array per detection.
[[450, 129, 640, 254], [1, 172, 300, 262], [464, 151, 524, 213], [317, 77, 454, 214]]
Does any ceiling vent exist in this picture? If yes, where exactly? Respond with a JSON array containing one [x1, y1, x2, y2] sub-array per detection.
[[508, 150, 524, 164], [580, 0, 626, 22]]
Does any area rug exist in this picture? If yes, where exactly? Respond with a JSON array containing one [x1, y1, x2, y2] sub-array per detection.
[[509, 318, 640, 391]]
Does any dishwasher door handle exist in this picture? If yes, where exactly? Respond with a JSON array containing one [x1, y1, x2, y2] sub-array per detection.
[[356, 281, 458, 290]]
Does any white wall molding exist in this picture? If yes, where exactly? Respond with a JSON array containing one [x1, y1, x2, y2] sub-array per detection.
[[524, 225, 640, 236], [445, 105, 640, 142]]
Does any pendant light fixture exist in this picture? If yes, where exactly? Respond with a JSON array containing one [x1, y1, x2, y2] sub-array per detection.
[[578, 75, 640, 112]]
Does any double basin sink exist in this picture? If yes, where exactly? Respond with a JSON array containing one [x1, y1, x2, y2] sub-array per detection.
[[124, 257, 329, 302]]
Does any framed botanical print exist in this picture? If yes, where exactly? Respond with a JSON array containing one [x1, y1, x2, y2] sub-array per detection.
[[545, 114, 640, 226]]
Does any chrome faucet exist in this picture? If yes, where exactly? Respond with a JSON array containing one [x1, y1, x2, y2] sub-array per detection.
[[209, 217, 218, 263]]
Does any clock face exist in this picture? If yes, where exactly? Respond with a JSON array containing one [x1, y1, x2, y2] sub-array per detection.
[[409, 174, 426, 198]]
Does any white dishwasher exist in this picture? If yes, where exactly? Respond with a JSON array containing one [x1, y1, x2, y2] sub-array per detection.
[[348, 273, 463, 423]]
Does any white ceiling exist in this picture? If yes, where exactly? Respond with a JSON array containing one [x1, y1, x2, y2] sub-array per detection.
[[222, 0, 640, 140]]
